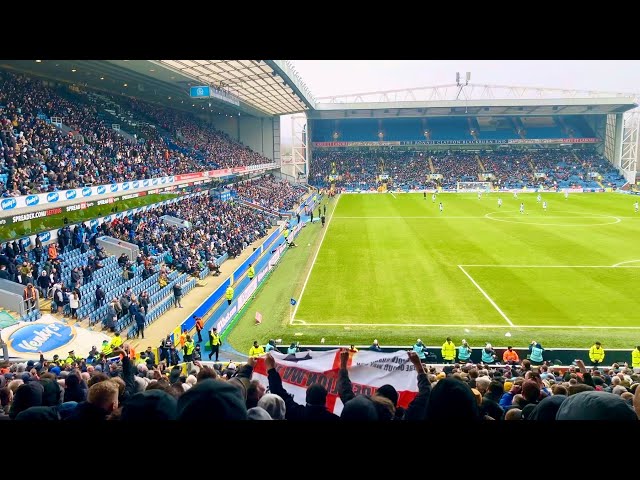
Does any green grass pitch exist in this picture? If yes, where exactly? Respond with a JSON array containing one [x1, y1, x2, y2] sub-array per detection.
[[227, 192, 640, 351]]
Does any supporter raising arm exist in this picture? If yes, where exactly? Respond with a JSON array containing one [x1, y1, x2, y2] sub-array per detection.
[[264, 353, 339, 421]]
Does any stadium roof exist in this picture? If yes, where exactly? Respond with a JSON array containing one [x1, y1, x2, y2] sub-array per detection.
[[0, 60, 315, 117], [308, 83, 638, 119], [153, 60, 314, 115]]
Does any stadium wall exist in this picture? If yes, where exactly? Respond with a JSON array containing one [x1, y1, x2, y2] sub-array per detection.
[[297, 345, 638, 367], [209, 115, 240, 140]]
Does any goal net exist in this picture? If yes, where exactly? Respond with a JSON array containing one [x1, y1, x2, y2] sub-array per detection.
[[456, 181, 492, 192]]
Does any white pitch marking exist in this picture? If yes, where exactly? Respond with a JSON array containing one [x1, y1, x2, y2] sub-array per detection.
[[460, 264, 640, 268], [290, 319, 308, 325], [458, 265, 514, 327], [389, 192, 396, 199], [292, 322, 640, 330], [290, 195, 341, 324], [335, 216, 490, 219], [612, 259, 640, 267], [484, 211, 621, 227]]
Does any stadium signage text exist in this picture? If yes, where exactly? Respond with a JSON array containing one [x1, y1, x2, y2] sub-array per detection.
[[9, 320, 74, 353], [312, 138, 599, 147], [0, 164, 276, 217]]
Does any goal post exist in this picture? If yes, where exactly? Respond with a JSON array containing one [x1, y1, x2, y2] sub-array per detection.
[[456, 181, 492, 192]]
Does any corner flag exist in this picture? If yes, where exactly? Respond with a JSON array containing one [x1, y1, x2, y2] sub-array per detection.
[[290, 298, 297, 306]]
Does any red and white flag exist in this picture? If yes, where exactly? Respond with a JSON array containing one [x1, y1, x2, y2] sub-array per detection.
[[253, 349, 419, 416]]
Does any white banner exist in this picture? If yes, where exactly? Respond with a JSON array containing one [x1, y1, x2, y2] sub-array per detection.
[[253, 349, 420, 415]]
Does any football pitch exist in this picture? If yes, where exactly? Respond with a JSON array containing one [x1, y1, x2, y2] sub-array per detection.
[[227, 192, 640, 350]]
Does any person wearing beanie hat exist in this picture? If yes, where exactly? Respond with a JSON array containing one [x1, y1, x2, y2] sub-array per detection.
[[40, 379, 62, 407], [247, 406, 272, 420], [9, 382, 44, 419], [341, 396, 379, 421], [436, 372, 446, 380], [121, 390, 178, 421], [527, 395, 566, 421], [427, 377, 480, 421], [258, 393, 286, 420], [376, 384, 399, 407], [264, 353, 338, 421], [504, 381, 513, 393], [177, 379, 247, 421], [556, 391, 637, 420]]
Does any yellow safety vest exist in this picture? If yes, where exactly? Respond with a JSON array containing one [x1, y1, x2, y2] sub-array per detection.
[[441, 342, 456, 360], [589, 345, 605, 362], [632, 349, 640, 368], [248, 266, 255, 279], [110, 336, 122, 349], [225, 287, 234, 300], [249, 346, 264, 357], [210, 333, 221, 346], [185, 341, 195, 355]]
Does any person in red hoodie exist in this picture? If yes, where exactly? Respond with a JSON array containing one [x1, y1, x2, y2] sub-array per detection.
[[503, 346, 520, 366]]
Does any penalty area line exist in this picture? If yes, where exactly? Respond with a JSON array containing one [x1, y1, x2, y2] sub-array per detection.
[[458, 265, 514, 327]]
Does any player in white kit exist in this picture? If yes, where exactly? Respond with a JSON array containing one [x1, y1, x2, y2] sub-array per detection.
[[543, 201, 547, 211], [478, 191, 482, 200], [514, 192, 518, 199], [439, 202, 443, 213], [432, 193, 436, 203], [564, 191, 569, 200], [537, 194, 541, 203], [635, 201, 639, 213], [498, 197, 502, 208], [520, 202, 525, 214]]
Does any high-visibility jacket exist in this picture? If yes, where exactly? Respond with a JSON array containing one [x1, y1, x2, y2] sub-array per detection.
[[247, 266, 255, 279], [110, 335, 122, 350], [458, 345, 472, 361], [184, 340, 195, 356], [179, 333, 186, 349], [225, 287, 234, 301], [249, 345, 265, 357], [503, 350, 520, 363], [101, 343, 112, 356], [441, 341, 456, 361], [632, 349, 640, 368], [195, 318, 204, 331], [589, 345, 605, 363], [209, 332, 221, 346], [48, 244, 58, 259], [530, 346, 544, 363]]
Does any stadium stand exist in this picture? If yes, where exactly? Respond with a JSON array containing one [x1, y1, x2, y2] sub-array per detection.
[[0, 71, 273, 196], [310, 148, 625, 191]]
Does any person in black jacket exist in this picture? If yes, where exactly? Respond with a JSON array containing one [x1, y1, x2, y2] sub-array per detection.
[[173, 282, 183, 308], [95, 285, 105, 307], [336, 349, 432, 421], [265, 353, 339, 421]]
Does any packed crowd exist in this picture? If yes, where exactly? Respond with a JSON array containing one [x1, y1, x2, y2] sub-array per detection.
[[311, 148, 623, 190], [0, 186, 275, 323], [100, 194, 271, 273], [115, 96, 273, 170], [2, 342, 639, 421], [0, 71, 272, 196], [233, 174, 307, 212]]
